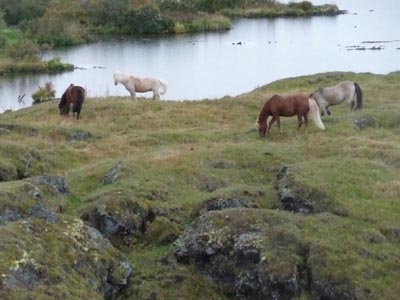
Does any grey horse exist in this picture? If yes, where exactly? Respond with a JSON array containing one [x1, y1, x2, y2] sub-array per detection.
[[310, 81, 363, 116]]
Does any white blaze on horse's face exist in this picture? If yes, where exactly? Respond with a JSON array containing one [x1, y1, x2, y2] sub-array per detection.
[[255, 118, 260, 129]]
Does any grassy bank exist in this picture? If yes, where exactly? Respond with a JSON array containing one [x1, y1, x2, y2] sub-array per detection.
[[0, 29, 74, 75], [0, 57, 74, 75], [221, 1, 341, 18], [0, 71, 399, 299]]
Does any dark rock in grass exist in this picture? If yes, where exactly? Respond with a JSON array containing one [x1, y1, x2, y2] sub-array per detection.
[[81, 195, 151, 247], [207, 160, 235, 169], [0, 209, 22, 225], [380, 226, 400, 242], [82, 199, 181, 247], [0, 175, 68, 225], [27, 175, 69, 194], [197, 176, 226, 192], [276, 166, 328, 214], [195, 197, 252, 216], [353, 116, 375, 130], [82, 204, 145, 246], [66, 131, 93, 142], [3, 263, 42, 290], [0, 147, 49, 182], [27, 197, 58, 224], [0, 123, 38, 136], [102, 161, 126, 185], [0, 165, 18, 182]]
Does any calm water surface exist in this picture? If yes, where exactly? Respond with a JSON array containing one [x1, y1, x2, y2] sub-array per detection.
[[1, 0, 399, 112]]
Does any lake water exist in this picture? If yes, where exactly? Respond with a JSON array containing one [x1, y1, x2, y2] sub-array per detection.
[[1, 0, 399, 112]]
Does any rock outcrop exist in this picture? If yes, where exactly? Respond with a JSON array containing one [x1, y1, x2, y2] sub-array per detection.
[[174, 209, 362, 300]]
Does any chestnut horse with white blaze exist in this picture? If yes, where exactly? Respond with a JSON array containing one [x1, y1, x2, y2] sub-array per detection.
[[256, 94, 325, 137], [113, 72, 167, 100]]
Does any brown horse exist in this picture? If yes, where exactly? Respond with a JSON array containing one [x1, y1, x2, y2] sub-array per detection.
[[256, 94, 325, 137], [59, 84, 86, 120]]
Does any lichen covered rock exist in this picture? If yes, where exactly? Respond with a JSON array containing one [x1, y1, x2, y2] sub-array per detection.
[[0, 217, 133, 300]]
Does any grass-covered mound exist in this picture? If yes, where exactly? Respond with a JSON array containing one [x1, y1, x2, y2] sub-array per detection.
[[0, 72, 399, 299]]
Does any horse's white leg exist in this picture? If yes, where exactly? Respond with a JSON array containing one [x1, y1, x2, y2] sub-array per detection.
[[153, 90, 160, 100], [129, 90, 136, 100]]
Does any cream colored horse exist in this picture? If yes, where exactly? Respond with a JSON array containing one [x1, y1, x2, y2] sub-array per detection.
[[113, 72, 168, 100], [310, 81, 363, 116]]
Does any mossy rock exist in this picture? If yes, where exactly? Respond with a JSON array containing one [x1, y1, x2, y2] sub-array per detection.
[[0, 217, 133, 300], [174, 209, 394, 300]]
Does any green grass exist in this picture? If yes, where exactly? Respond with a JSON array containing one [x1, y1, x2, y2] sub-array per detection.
[[1, 71, 400, 299], [1, 29, 23, 45]]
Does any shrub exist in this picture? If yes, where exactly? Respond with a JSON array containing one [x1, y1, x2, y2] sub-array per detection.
[[3, 38, 41, 61], [46, 57, 74, 72], [0, 34, 6, 49], [159, 0, 194, 12], [32, 82, 56, 105], [121, 7, 175, 34], [0, 0, 48, 25], [25, 3, 89, 47], [86, 0, 128, 27], [288, 1, 313, 11]]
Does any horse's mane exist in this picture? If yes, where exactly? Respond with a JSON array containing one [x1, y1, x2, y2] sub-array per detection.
[[258, 94, 279, 122]]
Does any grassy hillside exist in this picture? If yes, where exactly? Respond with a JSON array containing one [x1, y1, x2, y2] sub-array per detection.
[[0, 71, 399, 299]]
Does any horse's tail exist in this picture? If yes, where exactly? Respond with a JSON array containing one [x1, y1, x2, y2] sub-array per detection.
[[354, 82, 363, 110], [308, 97, 325, 130], [159, 80, 168, 95]]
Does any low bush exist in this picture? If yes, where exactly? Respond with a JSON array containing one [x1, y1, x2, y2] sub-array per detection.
[[46, 57, 74, 72], [121, 6, 175, 34], [32, 82, 56, 105]]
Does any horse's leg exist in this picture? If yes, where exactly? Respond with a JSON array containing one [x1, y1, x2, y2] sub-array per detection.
[[297, 115, 303, 130], [276, 117, 282, 134], [319, 99, 329, 116], [153, 90, 160, 100], [267, 116, 277, 136], [349, 101, 356, 111], [303, 114, 309, 134], [130, 90, 136, 100], [270, 115, 282, 134]]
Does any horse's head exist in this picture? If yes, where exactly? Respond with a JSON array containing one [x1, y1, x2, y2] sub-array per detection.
[[256, 118, 267, 137]]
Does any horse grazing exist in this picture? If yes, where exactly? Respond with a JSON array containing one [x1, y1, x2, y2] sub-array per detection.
[[59, 84, 86, 120], [256, 94, 325, 137], [310, 81, 363, 116], [113, 72, 167, 100]]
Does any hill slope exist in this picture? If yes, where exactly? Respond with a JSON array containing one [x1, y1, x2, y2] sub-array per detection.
[[0, 72, 399, 300]]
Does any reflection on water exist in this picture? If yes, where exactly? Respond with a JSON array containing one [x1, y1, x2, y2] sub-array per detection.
[[1, 0, 399, 112]]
